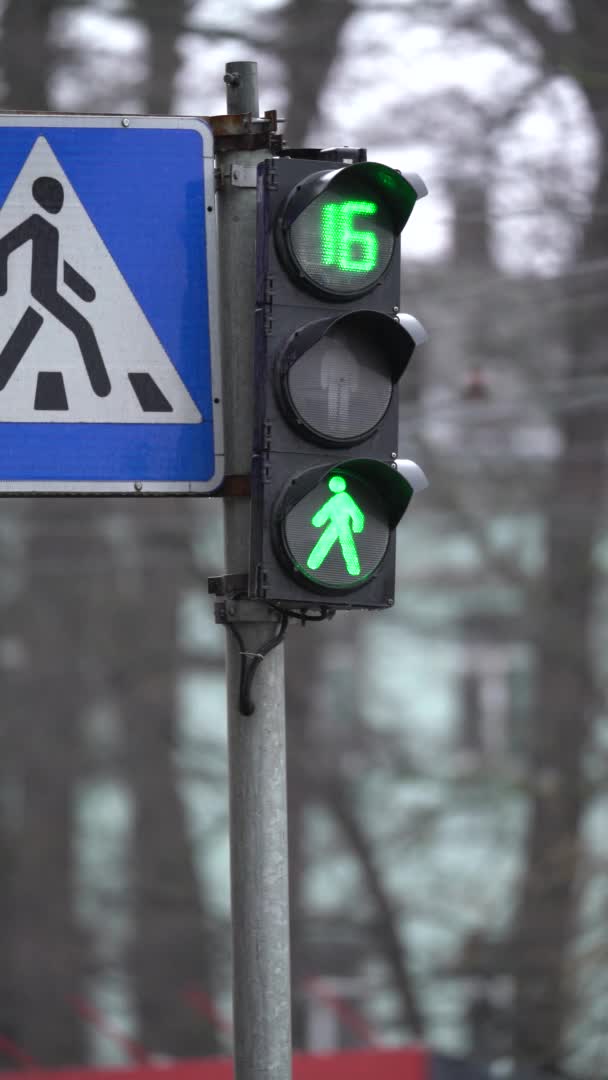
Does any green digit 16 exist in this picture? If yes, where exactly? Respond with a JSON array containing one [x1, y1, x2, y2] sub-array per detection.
[[320, 200, 379, 273]]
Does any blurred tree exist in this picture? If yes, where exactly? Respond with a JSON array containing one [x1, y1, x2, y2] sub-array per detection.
[[484, 2, 608, 1067], [1, 0, 56, 111], [0, 0, 220, 1062], [130, 0, 192, 114], [286, 623, 322, 1049], [279, 0, 354, 145], [325, 769, 425, 1039], [381, 2, 608, 1067], [115, 501, 219, 1058], [0, 805, 16, 1067], [0, 3, 90, 1062], [98, 0, 223, 1056], [112, 1, 220, 1053], [287, 616, 427, 1046], [11, 501, 105, 1065], [0, 545, 25, 1066]]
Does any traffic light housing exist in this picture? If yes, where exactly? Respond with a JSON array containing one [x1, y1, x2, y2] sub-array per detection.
[[250, 150, 428, 611]]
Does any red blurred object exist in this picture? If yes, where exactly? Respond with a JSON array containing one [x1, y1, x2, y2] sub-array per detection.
[[303, 977, 380, 1047], [182, 988, 233, 1041], [0, 1034, 38, 1069], [461, 367, 489, 400], [0, 1047, 427, 1080], [70, 999, 149, 1066]]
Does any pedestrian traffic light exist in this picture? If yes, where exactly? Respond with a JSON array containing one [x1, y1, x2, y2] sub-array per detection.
[[250, 150, 428, 610]]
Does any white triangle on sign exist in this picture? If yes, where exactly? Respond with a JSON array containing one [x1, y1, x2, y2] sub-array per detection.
[[0, 136, 202, 423]]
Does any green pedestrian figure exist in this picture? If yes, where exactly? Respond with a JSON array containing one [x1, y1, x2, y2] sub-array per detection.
[[307, 475, 365, 576]]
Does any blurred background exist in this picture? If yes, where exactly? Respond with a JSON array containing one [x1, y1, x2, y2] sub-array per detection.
[[0, 1, 606, 1077]]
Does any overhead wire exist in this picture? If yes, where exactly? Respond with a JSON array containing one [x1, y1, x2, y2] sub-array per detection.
[[416, 201, 608, 224], [405, 279, 608, 346], [403, 254, 608, 293]]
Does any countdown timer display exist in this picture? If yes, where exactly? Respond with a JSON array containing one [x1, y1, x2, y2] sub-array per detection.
[[288, 191, 395, 295]]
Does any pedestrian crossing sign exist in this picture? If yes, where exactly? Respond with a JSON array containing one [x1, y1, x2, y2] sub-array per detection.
[[0, 114, 223, 493]]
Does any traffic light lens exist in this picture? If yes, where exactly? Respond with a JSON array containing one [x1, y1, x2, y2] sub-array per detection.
[[286, 322, 393, 443], [289, 190, 394, 295], [282, 472, 390, 589]]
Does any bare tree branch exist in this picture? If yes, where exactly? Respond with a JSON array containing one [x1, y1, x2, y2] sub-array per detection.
[[500, 0, 571, 64], [319, 774, 426, 1039]]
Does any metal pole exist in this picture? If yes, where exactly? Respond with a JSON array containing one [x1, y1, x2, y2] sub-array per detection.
[[224, 60, 260, 116], [215, 61, 292, 1080]]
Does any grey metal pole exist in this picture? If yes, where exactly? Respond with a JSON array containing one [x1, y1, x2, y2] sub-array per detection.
[[215, 61, 292, 1080], [224, 60, 260, 116]]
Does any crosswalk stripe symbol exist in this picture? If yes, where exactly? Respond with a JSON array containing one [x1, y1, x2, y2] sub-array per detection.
[[0, 136, 202, 424]]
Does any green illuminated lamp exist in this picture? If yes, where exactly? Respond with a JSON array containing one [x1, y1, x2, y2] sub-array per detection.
[[307, 475, 365, 576], [280, 465, 401, 592]]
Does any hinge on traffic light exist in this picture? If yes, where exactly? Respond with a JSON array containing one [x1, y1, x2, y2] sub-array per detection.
[[253, 563, 268, 597], [263, 275, 274, 334]]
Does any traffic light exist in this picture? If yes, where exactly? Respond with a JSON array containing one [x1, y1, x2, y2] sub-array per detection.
[[250, 149, 428, 611]]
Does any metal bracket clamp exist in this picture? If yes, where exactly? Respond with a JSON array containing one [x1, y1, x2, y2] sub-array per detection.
[[208, 575, 282, 625], [215, 164, 260, 190], [230, 163, 259, 188], [219, 474, 251, 497], [207, 110, 284, 154], [208, 573, 248, 597], [214, 596, 283, 625]]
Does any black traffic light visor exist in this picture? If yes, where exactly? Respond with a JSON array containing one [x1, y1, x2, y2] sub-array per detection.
[[280, 310, 426, 386], [337, 458, 427, 526], [280, 162, 427, 235], [279, 458, 427, 529]]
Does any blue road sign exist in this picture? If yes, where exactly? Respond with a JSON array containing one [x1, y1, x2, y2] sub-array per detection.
[[0, 114, 223, 493]]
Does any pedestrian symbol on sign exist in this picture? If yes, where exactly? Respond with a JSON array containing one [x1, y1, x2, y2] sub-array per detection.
[[0, 175, 110, 407]]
